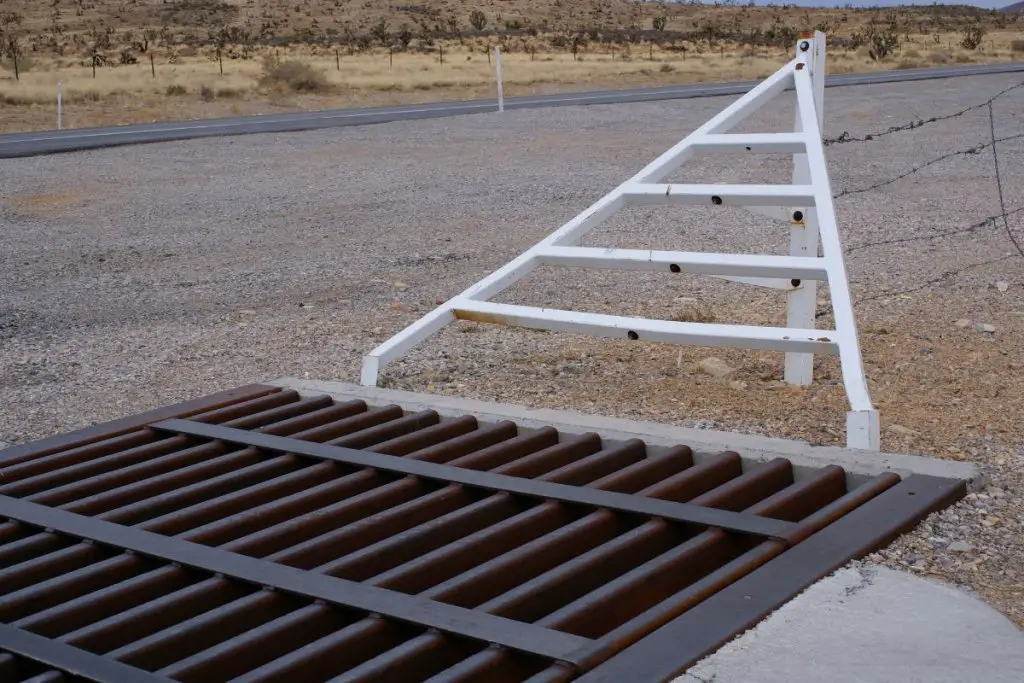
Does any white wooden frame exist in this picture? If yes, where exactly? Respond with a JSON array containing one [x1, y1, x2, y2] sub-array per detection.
[[361, 32, 880, 450]]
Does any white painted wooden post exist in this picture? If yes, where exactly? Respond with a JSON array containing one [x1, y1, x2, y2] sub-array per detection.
[[495, 46, 504, 113], [57, 82, 63, 131], [784, 33, 825, 387]]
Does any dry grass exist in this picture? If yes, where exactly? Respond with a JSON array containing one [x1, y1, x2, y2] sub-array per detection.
[[0, 0, 1020, 132], [1, 30, 1021, 133]]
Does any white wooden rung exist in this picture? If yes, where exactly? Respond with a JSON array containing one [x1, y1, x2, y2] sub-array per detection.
[[689, 133, 807, 154], [624, 183, 815, 207], [451, 301, 840, 355], [534, 247, 829, 280]]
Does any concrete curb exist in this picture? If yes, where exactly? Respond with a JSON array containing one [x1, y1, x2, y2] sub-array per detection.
[[268, 378, 984, 490], [674, 562, 1024, 683]]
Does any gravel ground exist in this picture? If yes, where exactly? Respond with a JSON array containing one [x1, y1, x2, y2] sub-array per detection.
[[2, 72, 1023, 627]]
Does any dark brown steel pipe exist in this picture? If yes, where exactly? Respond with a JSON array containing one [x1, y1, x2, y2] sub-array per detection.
[[352, 455, 795, 683]]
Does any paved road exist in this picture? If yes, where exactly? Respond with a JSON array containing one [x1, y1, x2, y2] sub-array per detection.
[[2, 61, 1022, 159]]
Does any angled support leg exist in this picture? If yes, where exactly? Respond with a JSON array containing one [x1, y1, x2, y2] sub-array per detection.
[[793, 32, 878, 450]]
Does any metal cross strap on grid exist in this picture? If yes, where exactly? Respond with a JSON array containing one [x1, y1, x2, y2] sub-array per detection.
[[0, 384, 965, 683], [361, 31, 881, 451]]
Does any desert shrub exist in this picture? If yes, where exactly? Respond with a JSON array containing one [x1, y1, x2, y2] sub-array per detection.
[[960, 26, 985, 51], [868, 27, 899, 61], [199, 85, 215, 101], [1011, 40, 1024, 53], [659, 62, 674, 73], [928, 51, 951, 64], [166, 83, 188, 95], [259, 58, 330, 92], [895, 60, 920, 70]]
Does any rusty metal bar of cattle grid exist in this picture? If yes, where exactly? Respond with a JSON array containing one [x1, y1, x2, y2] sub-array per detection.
[[0, 495, 592, 664], [151, 419, 799, 543], [0, 622, 170, 683], [569, 473, 967, 683]]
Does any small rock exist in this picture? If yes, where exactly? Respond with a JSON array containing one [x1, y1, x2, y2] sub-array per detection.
[[729, 380, 748, 390], [954, 318, 971, 328], [394, 281, 409, 291], [697, 357, 735, 378], [389, 302, 415, 313], [996, 281, 1009, 293], [674, 297, 698, 305], [887, 424, 918, 436], [974, 323, 996, 333], [948, 541, 973, 553]]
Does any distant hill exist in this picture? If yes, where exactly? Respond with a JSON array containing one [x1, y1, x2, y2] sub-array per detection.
[[1002, 1, 1024, 12]]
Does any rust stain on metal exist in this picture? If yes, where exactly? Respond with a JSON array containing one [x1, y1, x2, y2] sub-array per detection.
[[0, 385, 965, 683]]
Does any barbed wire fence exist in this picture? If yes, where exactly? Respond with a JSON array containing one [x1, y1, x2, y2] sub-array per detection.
[[816, 78, 1024, 312]]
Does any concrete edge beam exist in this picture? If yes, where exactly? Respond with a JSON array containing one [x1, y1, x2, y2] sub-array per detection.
[[267, 378, 984, 491]]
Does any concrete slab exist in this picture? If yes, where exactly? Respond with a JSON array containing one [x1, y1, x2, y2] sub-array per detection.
[[268, 378, 984, 490], [674, 563, 1024, 683]]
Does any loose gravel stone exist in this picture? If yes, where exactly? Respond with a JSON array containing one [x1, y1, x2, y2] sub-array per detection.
[[698, 357, 735, 379], [1, 72, 1022, 626]]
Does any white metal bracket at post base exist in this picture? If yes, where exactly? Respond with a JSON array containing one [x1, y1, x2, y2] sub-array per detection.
[[361, 32, 880, 451]]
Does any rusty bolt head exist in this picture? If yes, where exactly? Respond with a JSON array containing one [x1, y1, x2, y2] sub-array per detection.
[[793, 210, 804, 222], [711, 195, 723, 205]]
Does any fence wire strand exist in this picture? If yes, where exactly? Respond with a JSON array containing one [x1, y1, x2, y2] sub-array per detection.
[[818, 78, 1023, 306], [988, 101, 1024, 260], [823, 79, 1024, 146], [833, 133, 1024, 199]]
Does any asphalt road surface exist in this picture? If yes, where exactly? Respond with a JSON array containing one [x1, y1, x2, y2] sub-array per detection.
[[2, 60, 1022, 159]]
